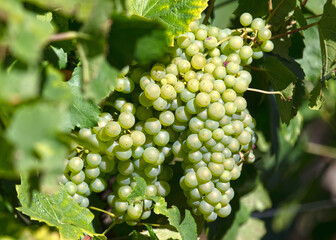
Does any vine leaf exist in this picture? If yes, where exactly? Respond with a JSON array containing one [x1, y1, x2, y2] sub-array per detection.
[[127, 176, 147, 202], [128, 0, 208, 45], [16, 176, 99, 240], [234, 0, 268, 18], [309, 82, 325, 110], [139, 228, 181, 240], [236, 218, 267, 240], [154, 202, 197, 240], [263, 56, 298, 124], [64, 66, 100, 130], [318, 0, 336, 80]]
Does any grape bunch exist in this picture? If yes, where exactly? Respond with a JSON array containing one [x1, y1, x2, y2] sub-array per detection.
[[60, 12, 271, 224]]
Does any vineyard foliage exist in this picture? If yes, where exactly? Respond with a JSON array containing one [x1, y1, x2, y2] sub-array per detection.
[[0, 0, 336, 239]]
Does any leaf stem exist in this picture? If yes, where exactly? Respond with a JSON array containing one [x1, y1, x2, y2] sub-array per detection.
[[271, 21, 318, 39], [247, 87, 283, 96], [48, 31, 90, 42], [89, 206, 117, 218], [203, 0, 216, 24], [305, 142, 336, 159], [266, 0, 286, 23], [139, 222, 173, 228], [77, 43, 90, 84], [103, 221, 116, 235], [305, 14, 322, 20]]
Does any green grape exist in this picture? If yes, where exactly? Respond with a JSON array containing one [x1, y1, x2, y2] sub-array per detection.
[[226, 53, 241, 64], [115, 146, 132, 161], [144, 118, 162, 135], [152, 97, 168, 111], [228, 138, 240, 153], [219, 170, 232, 182], [187, 134, 202, 150], [224, 102, 237, 115], [77, 182, 89, 195], [184, 172, 198, 188], [208, 102, 225, 120], [70, 170, 85, 184], [198, 128, 212, 142], [161, 84, 177, 100], [65, 181, 77, 195], [151, 64, 166, 81], [118, 112, 135, 129], [252, 46, 264, 59], [146, 184, 158, 197], [189, 117, 204, 133], [127, 203, 143, 219], [186, 99, 203, 115], [217, 204, 231, 217], [208, 48, 221, 57], [174, 81, 185, 93], [216, 182, 230, 192], [208, 162, 225, 177], [119, 135, 133, 149], [115, 199, 129, 212], [233, 77, 248, 93], [204, 63, 216, 74], [118, 185, 132, 200], [80, 198, 90, 208], [237, 130, 252, 145], [240, 12, 253, 26], [251, 18, 265, 30], [187, 79, 200, 92], [184, 70, 197, 82], [212, 128, 224, 141], [191, 53, 206, 69], [140, 75, 153, 90], [175, 106, 192, 122], [154, 130, 170, 146], [229, 36, 244, 50], [199, 79, 213, 93], [205, 188, 222, 205], [131, 131, 146, 146], [226, 188, 235, 200], [177, 34, 192, 48], [188, 150, 203, 163], [90, 177, 106, 193], [258, 27, 272, 41], [239, 46, 253, 60], [155, 181, 170, 197], [72, 193, 84, 204], [78, 128, 92, 140], [195, 28, 207, 40], [99, 158, 115, 173], [159, 111, 175, 126], [190, 187, 202, 200], [224, 75, 235, 87], [195, 92, 211, 107], [143, 147, 160, 164], [199, 200, 214, 214], [205, 119, 220, 131], [213, 80, 226, 93], [186, 43, 200, 56], [223, 158, 235, 171], [180, 89, 196, 102], [145, 83, 161, 100], [213, 66, 226, 79], [211, 152, 224, 163], [231, 165, 241, 180], [209, 90, 221, 102], [145, 165, 161, 178], [226, 62, 240, 74], [261, 40, 274, 52], [196, 166, 212, 182], [118, 160, 134, 176], [246, 152, 256, 164], [204, 36, 218, 49], [68, 157, 84, 172], [85, 167, 100, 179], [116, 174, 131, 186], [172, 120, 187, 132], [177, 59, 191, 73]]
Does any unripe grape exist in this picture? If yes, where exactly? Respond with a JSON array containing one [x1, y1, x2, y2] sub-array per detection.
[[240, 13, 253, 26], [251, 18, 265, 30]]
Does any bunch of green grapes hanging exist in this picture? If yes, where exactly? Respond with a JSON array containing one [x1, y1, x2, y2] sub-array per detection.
[[59, 12, 272, 224]]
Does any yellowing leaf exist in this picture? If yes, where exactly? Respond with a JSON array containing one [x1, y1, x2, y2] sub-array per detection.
[[128, 0, 208, 45]]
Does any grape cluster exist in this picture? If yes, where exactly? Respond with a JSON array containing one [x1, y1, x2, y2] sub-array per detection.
[[60, 12, 271, 224]]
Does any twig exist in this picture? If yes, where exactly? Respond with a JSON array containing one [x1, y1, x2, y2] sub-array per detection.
[[247, 87, 283, 97], [268, 0, 273, 12], [48, 31, 90, 42], [89, 206, 117, 218], [271, 21, 318, 39], [266, 0, 287, 23], [103, 221, 116, 235], [203, 0, 216, 24], [305, 14, 322, 20], [301, 0, 308, 8], [305, 142, 336, 160]]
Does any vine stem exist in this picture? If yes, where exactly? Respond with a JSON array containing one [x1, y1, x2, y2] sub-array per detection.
[[203, 0, 216, 24], [271, 21, 318, 39], [266, 0, 286, 23], [268, 0, 273, 12], [89, 206, 117, 218], [48, 31, 90, 42], [247, 87, 283, 96], [77, 43, 90, 84], [305, 142, 336, 159], [301, 0, 308, 8], [103, 221, 116, 235]]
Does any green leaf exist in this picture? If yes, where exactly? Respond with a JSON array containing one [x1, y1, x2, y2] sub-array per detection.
[[236, 218, 267, 240], [5, 103, 68, 188], [280, 110, 303, 146], [42, 65, 72, 102], [140, 228, 181, 240], [107, 15, 167, 68], [234, 0, 268, 18], [128, 0, 208, 45], [154, 201, 197, 240], [309, 81, 325, 110], [263, 56, 298, 124], [85, 61, 119, 104], [45, 46, 68, 70], [269, 0, 296, 26], [78, 0, 114, 98], [240, 181, 272, 213], [296, 19, 322, 81], [24, 0, 97, 21], [0, 67, 39, 105], [64, 66, 100, 130], [144, 225, 159, 240], [16, 176, 97, 240], [127, 176, 147, 202], [318, 0, 336, 80], [0, 0, 54, 63], [305, 0, 327, 15]]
